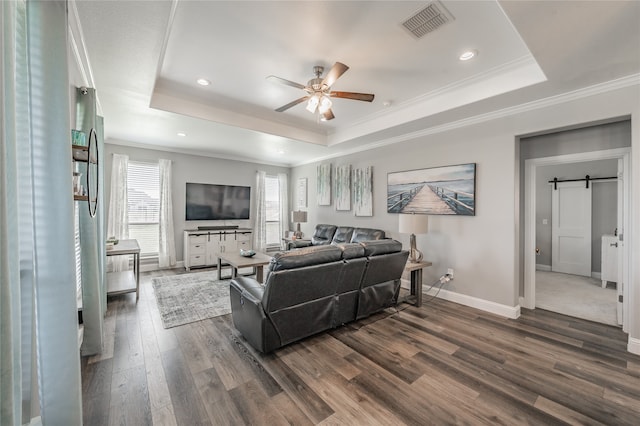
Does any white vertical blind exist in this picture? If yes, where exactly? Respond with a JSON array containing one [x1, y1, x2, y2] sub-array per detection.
[[127, 161, 160, 255]]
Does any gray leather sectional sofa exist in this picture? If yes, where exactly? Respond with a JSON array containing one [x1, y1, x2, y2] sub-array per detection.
[[286, 224, 386, 249], [229, 240, 409, 353]]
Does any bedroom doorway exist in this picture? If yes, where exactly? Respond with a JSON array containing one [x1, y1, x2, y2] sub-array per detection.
[[523, 147, 630, 331]]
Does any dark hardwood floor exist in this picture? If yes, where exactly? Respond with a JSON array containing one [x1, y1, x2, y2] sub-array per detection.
[[81, 268, 640, 425]]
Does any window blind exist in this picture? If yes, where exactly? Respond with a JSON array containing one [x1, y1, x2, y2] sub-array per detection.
[[127, 161, 160, 256], [75, 203, 82, 310]]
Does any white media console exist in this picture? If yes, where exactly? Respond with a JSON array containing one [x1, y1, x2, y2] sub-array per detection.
[[183, 228, 252, 271]]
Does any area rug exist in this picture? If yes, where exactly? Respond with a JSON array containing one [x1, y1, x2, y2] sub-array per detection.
[[152, 270, 249, 329]]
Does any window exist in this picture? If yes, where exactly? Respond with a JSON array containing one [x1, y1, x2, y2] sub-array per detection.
[[265, 176, 281, 246], [127, 161, 160, 256]]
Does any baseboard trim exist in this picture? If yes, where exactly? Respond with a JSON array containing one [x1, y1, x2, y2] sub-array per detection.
[[536, 264, 551, 272], [518, 296, 526, 309], [140, 263, 157, 273], [628, 337, 640, 355], [592, 272, 601, 280], [139, 260, 185, 273], [425, 288, 521, 319]]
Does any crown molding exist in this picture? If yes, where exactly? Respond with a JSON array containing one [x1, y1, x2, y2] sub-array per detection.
[[346, 54, 542, 130], [328, 54, 546, 146], [105, 138, 292, 168], [67, 0, 102, 115], [293, 74, 640, 166]]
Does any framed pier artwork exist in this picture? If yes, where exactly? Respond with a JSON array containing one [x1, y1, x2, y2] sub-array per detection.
[[387, 163, 476, 216]]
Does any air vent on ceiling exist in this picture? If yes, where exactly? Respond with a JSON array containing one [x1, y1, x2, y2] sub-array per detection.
[[401, 1, 455, 39]]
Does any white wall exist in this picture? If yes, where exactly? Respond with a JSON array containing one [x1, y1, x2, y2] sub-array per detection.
[[103, 142, 290, 261], [294, 119, 518, 307], [292, 83, 640, 347]]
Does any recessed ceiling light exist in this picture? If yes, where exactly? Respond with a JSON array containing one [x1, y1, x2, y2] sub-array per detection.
[[277, 149, 285, 154], [459, 50, 477, 61], [177, 132, 187, 137], [196, 78, 211, 86]]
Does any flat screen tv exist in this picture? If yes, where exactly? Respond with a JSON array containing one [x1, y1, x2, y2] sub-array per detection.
[[185, 182, 251, 220]]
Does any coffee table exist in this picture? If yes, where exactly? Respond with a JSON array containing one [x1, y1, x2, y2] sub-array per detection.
[[216, 251, 272, 283]]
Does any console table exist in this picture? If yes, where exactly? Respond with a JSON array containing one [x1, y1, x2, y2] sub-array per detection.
[[184, 228, 252, 271], [106, 239, 140, 301], [404, 260, 432, 307]]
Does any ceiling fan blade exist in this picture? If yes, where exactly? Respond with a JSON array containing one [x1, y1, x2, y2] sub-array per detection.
[[321, 109, 335, 121], [266, 75, 306, 90], [275, 96, 309, 112], [330, 91, 375, 102], [322, 62, 349, 88]]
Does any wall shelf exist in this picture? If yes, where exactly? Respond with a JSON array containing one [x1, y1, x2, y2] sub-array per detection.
[[71, 130, 98, 217]]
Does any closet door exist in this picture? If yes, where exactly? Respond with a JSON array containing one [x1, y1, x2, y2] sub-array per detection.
[[551, 181, 592, 276]]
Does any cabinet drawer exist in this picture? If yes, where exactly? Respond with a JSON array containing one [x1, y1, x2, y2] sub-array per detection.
[[190, 243, 206, 254], [238, 241, 251, 250], [189, 254, 206, 267], [189, 235, 207, 244], [236, 232, 251, 242]]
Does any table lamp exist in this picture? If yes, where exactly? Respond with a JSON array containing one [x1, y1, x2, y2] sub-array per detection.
[[291, 210, 307, 239], [399, 213, 429, 263]]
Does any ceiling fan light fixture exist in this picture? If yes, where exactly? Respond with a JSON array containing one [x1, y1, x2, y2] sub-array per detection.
[[271, 62, 374, 120], [306, 94, 320, 113], [318, 96, 332, 114]]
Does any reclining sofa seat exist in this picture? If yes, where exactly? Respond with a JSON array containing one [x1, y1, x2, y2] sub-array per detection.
[[229, 240, 408, 353], [288, 224, 386, 250]]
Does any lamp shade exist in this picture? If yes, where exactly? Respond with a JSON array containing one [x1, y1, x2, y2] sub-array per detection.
[[291, 210, 308, 223], [398, 213, 428, 234]]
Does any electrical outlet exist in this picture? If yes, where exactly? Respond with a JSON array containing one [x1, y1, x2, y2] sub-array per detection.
[[447, 268, 454, 279]]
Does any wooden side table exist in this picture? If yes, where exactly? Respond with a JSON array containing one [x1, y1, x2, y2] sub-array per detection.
[[404, 260, 432, 307], [106, 239, 141, 301]]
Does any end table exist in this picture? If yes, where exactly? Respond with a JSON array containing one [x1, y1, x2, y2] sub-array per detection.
[[404, 261, 432, 307]]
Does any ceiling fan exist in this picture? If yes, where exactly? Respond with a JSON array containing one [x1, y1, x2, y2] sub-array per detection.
[[267, 62, 374, 121]]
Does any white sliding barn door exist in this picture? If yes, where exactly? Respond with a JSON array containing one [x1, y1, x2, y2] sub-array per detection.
[[551, 181, 592, 276]]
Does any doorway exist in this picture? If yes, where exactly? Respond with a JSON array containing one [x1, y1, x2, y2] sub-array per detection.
[[523, 147, 630, 331], [534, 164, 619, 325]]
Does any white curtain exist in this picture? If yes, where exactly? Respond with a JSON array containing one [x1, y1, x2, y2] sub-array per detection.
[[253, 171, 267, 252], [107, 153, 129, 271], [278, 172, 289, 241], [158, 159, 176, 268], [1, 1, 82, 424]]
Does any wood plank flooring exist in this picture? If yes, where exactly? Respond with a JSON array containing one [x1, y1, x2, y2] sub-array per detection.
[[81, 268, 640, 425]]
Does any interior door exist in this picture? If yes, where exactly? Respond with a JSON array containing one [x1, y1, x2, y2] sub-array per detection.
[[551, 181, 592, 276]]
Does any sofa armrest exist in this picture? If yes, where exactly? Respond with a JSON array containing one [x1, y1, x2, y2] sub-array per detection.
[[288, 239, 312, 250], [230, 276, 265, 303], [230, 276, 280, 352]]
